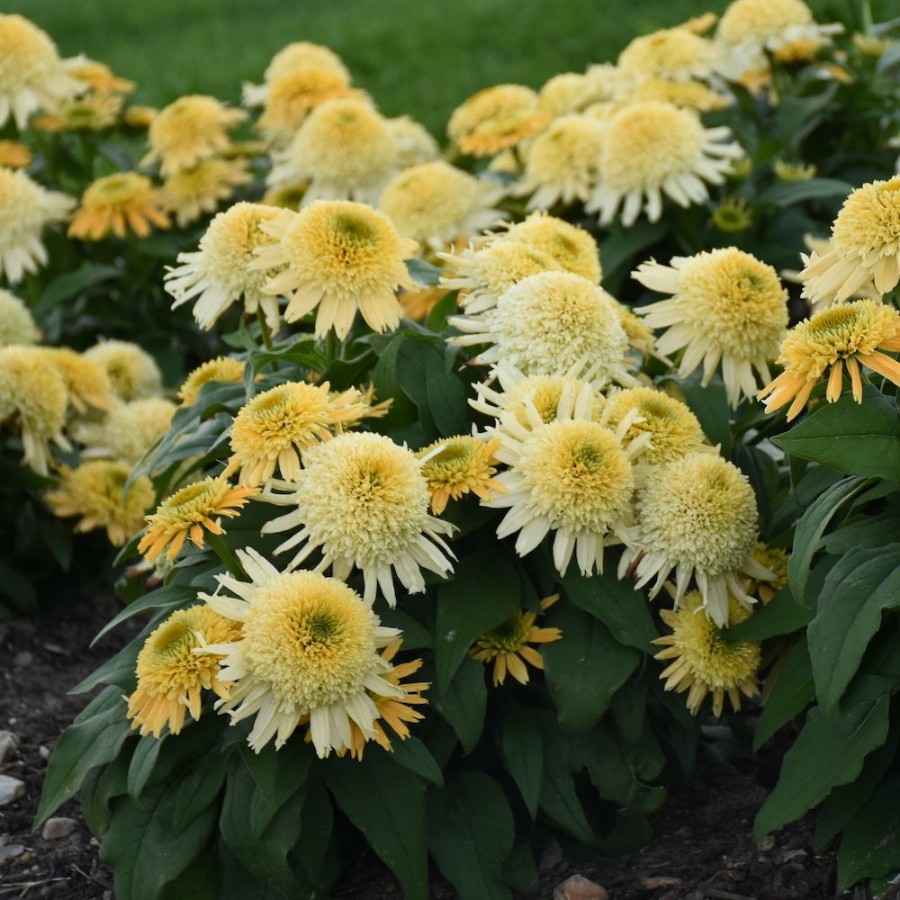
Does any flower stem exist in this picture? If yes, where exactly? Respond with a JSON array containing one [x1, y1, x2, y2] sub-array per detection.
[[205, 533, 248, 580], [256, 307, 273, 350]]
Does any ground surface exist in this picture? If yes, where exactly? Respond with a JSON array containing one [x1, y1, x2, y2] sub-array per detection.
[[0, 597, 851, 900]]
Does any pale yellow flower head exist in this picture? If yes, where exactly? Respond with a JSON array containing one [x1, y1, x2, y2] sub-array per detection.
[[589, 100, 743, 226], [165, 201, 284, 331], [42, 347, 114, 414], [68, 172, 170, 241], [758, 299, 900, 420], [64, 56, 135, 95], [161, 157, 252, 228], [448, 84, 550, 157], [83, 340, 163, 401], [32, 92, 123, 133], [260, 431, 455, 606], [634, 248, 789, 407], [0, 289, 39, 346], [127, 605, 239, 737], [539, 73, 593, 117], [243, 42, 351, 107], [45, 459, 154, 546], [178, 356, 246, 406], [653, 590, 761, 717], [0, 167, 75, 284], [0, 140, 31, 169], [142, 95, 247, 176], [254, 200, 417, 339], [618, 27, 721, 83], [76, 397, 175, 464], [0, 14, 83, 128], [267, 97, 397, 204], [379, 161, 505, 252], [386, 116, 440, 168], [418, 434, 503, 514], [624, 77, 731, 113]]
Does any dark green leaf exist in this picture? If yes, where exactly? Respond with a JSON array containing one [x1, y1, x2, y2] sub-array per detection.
[[70, 639, 140, 695], [753, 638, 814, 750], [759, 178, 853, 207], [838, 775, 900, 891], [498, 707, 543, 818], [726, 585, 812, 641], [0, 561, 37, 613], [237, 740, 312, 837], [539, 721, 597, 846], [171, 750, 229, 834], [127, 736, 164, 799], [427, 772, 515, 900], [37, 264, 120, 313], [432, 656, 487, 753], [92, 582, 198, 644], [389, 736, 444, 786], [501, 842, 539, 895], [407, 257, 442, 286], [663, 373, 731, 456], [600, 218, 670, 293]]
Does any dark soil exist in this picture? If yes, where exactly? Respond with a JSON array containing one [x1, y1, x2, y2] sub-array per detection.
[[0, 597, 852, 900]]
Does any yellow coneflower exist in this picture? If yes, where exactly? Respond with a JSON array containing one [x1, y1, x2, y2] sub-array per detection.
[[418, 435, 504, 514], [126, 605, 240, 737], [0, 140, 32, 169], [122, 104, 156, 129], [32, 92, 123, 132], [178, 356, 246, 406], [743, 542, 788, 605], [618, 28, 721, 84], [470, 595, 562, 685], [0, 288, 40, 346], [42, 347, 114, 414], [64, 56, 135, 94], [68, 172, 170, 241], [242, 41, 351, 107], [161, 157, 252, 228], [139, 476, 259, 563], [386, 115, 440, 168], [44, 459, 154, 546], [624, 77, 731, 113], [74, 397, 175, 464], [757, 300, 900, 420], [83, 339, 163, 402]]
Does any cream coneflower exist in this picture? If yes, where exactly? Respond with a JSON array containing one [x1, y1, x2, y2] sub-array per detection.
[[83, 339, 163, 402], [448, 271, 632, 387], [141, 94, 247, 176], [515, 115, 605, 211], [624, 77, 731, 113], [139, 476, 259, 562], [417, 434, 504, 514], [588, 100, 743, 227], [0, 140, 31, 169], [633, 248, 789, 407], [44, 459, 154, 546], [253, 200, 417, 339], [386, 116, 440, 168], [122, 104, 156, 129], [470, 595, 562, 686], [32, 92, 123, 133], [223, 380, 372, 485], [618, 27, 721, 83], [743, 542, 788, 605], [196, 549, 406, 756], [178, 356, 246, 406], [0, 288, 39, 346], [539, 73, 594, 117], [64, 56, 135, 95], [620, 452, 769, 627], [267, 97, 397, 204], [260, 432, 455, 606], [447, 84, 550, 157], [126, 605, 239, 737], [0, 14, 83, 129], [75, 397, 175, 464], [0, 167, 74, 284], [489, 212, 602, 283], [799, 177, 900, 307], [757, 299, 900, 420], [378, 161, 505, 253], [161, 157, 252, 228], [42, 347, 114, 414], [242, 42, 351, 107], [438, 240, 562, 314], [165, 201, 284, 332], [603, 387, 710, 466], [653, 590, 761, 717], [68, 172, 170, 241], [0, 345, 70, 474]]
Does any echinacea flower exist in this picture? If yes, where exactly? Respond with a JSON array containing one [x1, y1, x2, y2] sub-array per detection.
[[386, 116, 440, 168], [260, 431, 455, 605], [757, 299, 900, 420], [126, 605, 240, 737], [165, 201, 284, 331], [75, 397, 175, 464], [618, 27, 721, 83], [42, 347, 114, 414], [44, 459, 154, 546], [0, 288, 40, 346], [379, 161, 505, 253], [242, 41, 351, 107], [0, 140, 31, 169], [653, 590, 761, 717], [0, 167, 74, 284], [83, 340, 163, 402], [470, 594, 562, 685], [799, 177, 900, 307], [633, 248, 789, 407], [418, 434, 504, 514], [64, 56, 135, 95], [161, 157, 252, 228], [253, 200, 418, 339], [32, 92, 123, 132], [178, 356, 246, 406], [139, 476, 258, 563], [588, 100, 743, 227], [68, 172, 170, 241], [620, 452, 769, 627], [223, 381, 372, 485], [196, 549, 407, 756]]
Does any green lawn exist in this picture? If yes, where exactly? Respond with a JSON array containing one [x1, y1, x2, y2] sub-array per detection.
[[14, 0, 886, 137]]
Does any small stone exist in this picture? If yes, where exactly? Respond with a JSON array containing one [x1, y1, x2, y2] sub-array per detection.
[[42, 817, 76, 841], [12, 651, 32, 667], [0, 842, 26, 864], [642, 876, 683, 889], [38, 746, 50, 760], [553, 874, 609, 900], [0, 775, 25, 806], [757, 835, 776, 852], [0, 731, 18, 763]]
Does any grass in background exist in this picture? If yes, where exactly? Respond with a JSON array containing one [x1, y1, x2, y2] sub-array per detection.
[[14, 0, 889, 137]]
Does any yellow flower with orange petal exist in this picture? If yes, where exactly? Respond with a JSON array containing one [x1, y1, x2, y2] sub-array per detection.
[[68, 172, 170, 241], [418, 434, 504, 514]]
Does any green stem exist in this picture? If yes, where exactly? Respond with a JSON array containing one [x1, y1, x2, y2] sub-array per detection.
[[205, 533, 247, 580], [324, 327, 337, 365], [79, 132, 96, 180], [256, 307, 273, 350]]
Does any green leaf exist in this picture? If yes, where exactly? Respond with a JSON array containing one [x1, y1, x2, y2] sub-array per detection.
[[36, 263, 121, 313], [543, 604, 640, 731], [171, 750, 229, 834], [35, 687, 132, 827], [539, 719, 597, 846], [808, 544, 900, 710], [0, 561, 37, 613], [498, 707, 543, 818], [838, 775, 900, 891], [501, 842, 539, 895], [323, 750, 428, 900], [600, 218, 670, 293], [294, 777, 339, 892], [427, 772, 515, 900], [726, 585, 813, 641], [758, 178, 853, 207], [561, 568, 659, 652], [78, 755, 129, 836], [389, 736, 444, 787], [434, 552, 520, 691], [431, 656, 487, 753], [237, 740, 312, 838], [407, 257, 442, 286], [773, 389, 900, 481], [92, 582, 198, 644], [70, 639, 140, 695], [787, 476, 867, 604], [753, 638, 814, 750], [754, 683, 890, 838], [127, 736, 164, 799]]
